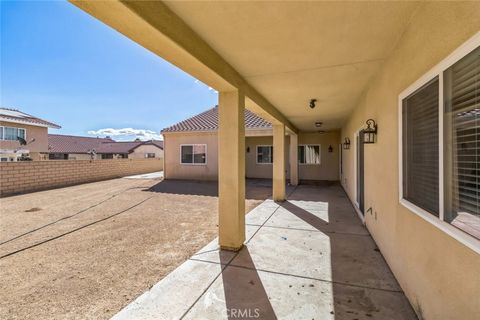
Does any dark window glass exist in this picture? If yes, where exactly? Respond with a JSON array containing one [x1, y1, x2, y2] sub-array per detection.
[[181, 145, 194, 164], [257, 146, 273, 163], [402, 77, 439, 216]]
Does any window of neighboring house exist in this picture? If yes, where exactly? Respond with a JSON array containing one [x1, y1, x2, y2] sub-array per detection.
[[298, 145, 321, 164], [4, 127, 17, 140], [181, 144, 206, 164], [145, 153, 156, 158], [102, 154, 113, 159], [257, 145, 273, 164], [400, 41, 480, 244], [1, 127, 26, 141], [48, 153, 68, 160], [18, 128, 25, 140]]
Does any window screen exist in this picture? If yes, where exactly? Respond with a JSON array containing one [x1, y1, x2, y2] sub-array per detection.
[[193, 145, 206, 164], [444, 46, 480, 237], [4, 127, 17, 140], [402, 77, 439, 216], [257, 146, 273, 163]]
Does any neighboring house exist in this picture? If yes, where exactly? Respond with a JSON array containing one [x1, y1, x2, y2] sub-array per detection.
[[95, 140, 164, 159], [0, 108, 60, 161], [48, 134, 164, 160], [47, 134, 115, 160], [161, 106, 339, 181]]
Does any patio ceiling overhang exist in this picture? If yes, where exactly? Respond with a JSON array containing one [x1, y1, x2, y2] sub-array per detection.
[[71, 1, 421, 132]]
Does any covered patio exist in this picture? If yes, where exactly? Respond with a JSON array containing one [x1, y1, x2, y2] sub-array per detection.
[[113, 183, 415, 319], [70, 1, 480, 319]]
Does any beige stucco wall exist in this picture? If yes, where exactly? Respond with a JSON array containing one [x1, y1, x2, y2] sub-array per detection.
[[298, 132, 340, 181], [245, 133, 340, 181], [340, 3, 480, 319], [245, 136, 278, 179], [164, 130, 340, 181], [128, 144, 164, 159], [0, 121, 49, 160], [163, 132, 218, 180]]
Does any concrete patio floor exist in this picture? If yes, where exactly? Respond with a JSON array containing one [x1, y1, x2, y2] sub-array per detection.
[[112, 182, 417, 320]]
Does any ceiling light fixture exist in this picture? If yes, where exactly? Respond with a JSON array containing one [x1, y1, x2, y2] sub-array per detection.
[[315, 122, 322, 127]]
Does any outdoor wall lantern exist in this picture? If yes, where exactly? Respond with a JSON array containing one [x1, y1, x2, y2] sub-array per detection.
[[343, 138, 351, 150], [328, 145, 333, 153], [363, 119, 378, 144], [309, 99, 317, 109]]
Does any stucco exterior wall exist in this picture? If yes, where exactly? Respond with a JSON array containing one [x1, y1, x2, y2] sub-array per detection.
[[298, 132, 340, 181], [245, 136, 282, 179], [0, 121, 49, 160], [128, 144, 164, 159], [164, 131, 340, 181], [340, 3, 480, 319], [163, 132, 218, 180]]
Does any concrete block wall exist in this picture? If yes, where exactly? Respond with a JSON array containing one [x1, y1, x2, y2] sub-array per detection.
[[0, 159, 163, 197]]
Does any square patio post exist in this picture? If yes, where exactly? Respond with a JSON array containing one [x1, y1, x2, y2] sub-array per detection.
[[218, 90, 246, 251], [273, 124, 286, 201], [289, 133, 299, 186]]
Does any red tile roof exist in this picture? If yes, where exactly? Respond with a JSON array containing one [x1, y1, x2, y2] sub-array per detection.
[[161, 106, 272, 133], [96, 140, 164, 154], [48, 134, 114, 154], [49, 135, 164, 154], [0, 108, 61, 129], [95, 141, 143, 154]]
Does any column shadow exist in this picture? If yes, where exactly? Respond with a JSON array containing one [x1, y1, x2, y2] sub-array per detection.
[[220, 247, 277, 320], [278, 187, 417, 320]]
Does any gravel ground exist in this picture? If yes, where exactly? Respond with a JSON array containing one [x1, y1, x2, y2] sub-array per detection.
[[0, 177, 271, 320]]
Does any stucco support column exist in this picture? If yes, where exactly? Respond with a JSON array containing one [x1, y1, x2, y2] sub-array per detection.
[[273, 124, 286, 201], [218, 90, 246, 251], [289, 133, 299, 186]]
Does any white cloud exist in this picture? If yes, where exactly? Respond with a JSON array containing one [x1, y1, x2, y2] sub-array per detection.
[[194, 79, 218, 93], [87, 128, 162, 141]]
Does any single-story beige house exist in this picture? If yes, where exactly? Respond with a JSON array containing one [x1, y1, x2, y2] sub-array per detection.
[[48, 134, 164, 160], [161, 106, 339, 181]]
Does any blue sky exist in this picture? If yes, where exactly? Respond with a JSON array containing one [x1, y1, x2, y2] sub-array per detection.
[[1, 0, 217, 140]]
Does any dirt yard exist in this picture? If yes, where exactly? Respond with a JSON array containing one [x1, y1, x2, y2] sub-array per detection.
[[0, 176, 271, 319]]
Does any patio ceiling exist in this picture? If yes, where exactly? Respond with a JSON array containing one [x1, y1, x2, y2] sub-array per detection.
[[164, 1, 421, 131], [71, 1, 421, 132]]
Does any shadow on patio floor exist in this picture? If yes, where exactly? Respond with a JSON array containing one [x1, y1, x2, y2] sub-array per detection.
[[220, 247, 276, 320], [144, 179, 274, 200]]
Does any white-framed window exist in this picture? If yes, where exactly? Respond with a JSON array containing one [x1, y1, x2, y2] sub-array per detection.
[[298, 145, 321, 164], [256, 145, 273, 164], [145, 153, 155, 158], [181, 144, 207, 165], [0, 126, 26, 141], [399, 33, 480, 251]]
